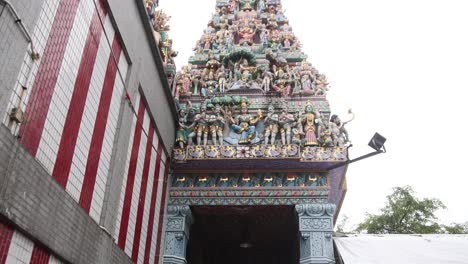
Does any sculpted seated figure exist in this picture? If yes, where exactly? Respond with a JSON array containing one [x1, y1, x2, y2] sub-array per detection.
[[272, 74, 291, 97], [238, 25, 256, 46], [231, 103, 261, 144]]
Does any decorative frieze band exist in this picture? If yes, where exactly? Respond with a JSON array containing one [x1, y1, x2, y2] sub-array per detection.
[[174, 145, 347, 162]]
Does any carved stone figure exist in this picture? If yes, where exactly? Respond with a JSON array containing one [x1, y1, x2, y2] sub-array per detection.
[[291, 128, 303, 145], [170, 0, 350, 152], [303, 102, 318, 146], [209, 105, 226, 145], [231, 103, 261, 144], [301, 74, 314, 95], [272, 75, 291, 97], [182, 74, 192, 95], [239, 0, 257, 11], [195, 105, 210, 145], [263, 104, 279, 145], [329, 110, 354, 147], [279, 108, 295, 145], [257, 0, 266, 12], [238, 25, 256, 46], [176, 108, 191, 148], [315, 73, 329, 96], [217, 66, 227, 93], [261, 68, 274, 92]]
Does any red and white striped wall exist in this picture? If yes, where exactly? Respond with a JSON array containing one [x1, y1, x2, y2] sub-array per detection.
[[113, 94, 170, 264], [3, 0, 128, 223], [2, 0, 171, 262], [0, 222, 64, 264]]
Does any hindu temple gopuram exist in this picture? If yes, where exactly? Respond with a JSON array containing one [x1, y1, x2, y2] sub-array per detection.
[[165, 0, 352, 263], [0, 0, 352, 262]]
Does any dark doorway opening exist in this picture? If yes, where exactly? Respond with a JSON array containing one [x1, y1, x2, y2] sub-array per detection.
[[187, 206, 299, 264]]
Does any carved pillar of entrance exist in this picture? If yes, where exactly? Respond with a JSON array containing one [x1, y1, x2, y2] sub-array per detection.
[[295, 204, 336, 264], [163, 205, 193, 264]]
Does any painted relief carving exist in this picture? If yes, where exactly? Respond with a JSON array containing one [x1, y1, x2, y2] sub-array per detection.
[[163, 205, 193, 264], [295, 203, 336, 263], [171, 172, 327, 188], [171, 0, 353, 160]]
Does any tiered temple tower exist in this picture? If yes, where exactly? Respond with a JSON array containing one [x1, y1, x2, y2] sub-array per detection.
[[164, 0, 352, 263]]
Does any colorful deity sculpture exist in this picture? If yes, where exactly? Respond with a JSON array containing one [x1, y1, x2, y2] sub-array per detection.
[[261, 68, 274, 92], [329, 109, 354, 147], [279, 107, 295, 145], [194, 105, 210, 145], [209, 105, 226, 145], [217, 66, 228, 93], [231, 102, 261, 144], [263, 104, 279, 145], [206, 52, 221, 79], [238, 24, 257, 46], [301, 74, 314, 95], [176, 108, 195, 148], [239, 0, 257, 11], [172, 0, 348, 152], [257, 0, 266, 12], [272, 74, 291, 97], [303, 101, 319, 146]]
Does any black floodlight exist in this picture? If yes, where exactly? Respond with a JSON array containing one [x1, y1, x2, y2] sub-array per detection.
[[368, 132, 386, 152]]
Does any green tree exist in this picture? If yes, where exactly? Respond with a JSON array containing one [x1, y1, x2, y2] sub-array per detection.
[[442, 222, 468, 234], [356, 186, 446, 234]]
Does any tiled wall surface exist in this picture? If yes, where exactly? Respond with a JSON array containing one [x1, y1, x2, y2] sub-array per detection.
[[0, 222, 64, 264], [0, 0, 174, 263], [113, 95, 169, 264], [2, 0, 129, 225]]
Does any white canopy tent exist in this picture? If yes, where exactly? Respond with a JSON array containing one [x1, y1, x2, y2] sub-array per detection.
[[334, 234, 468, 264]]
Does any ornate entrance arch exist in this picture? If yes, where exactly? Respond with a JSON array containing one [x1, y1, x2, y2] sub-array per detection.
[[162, 170, 338, 264]]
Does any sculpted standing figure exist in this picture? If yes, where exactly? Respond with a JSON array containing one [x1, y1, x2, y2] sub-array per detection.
[[261, 68, 274, 92], [257, 0, 265, 12], [294, 110, 304, 134], [263, 104, 279, 145], [175, 108, 195, 148], [279, 108, 295, 145], [209, 105, 226, 145], [191, 70, 201, 95], [329, 109, 354, 147], [217, 66, 227, 93], [195, 105, 210, 145], [302, 102, 319, 146], [182, 72, 192, 95], [206, 52, 221, 80]]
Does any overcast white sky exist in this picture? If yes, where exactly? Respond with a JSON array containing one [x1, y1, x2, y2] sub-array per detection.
[[162, 0, 468, 228]]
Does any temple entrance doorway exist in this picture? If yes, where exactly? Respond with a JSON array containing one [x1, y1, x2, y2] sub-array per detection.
[[186, 206, 299, 264]]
